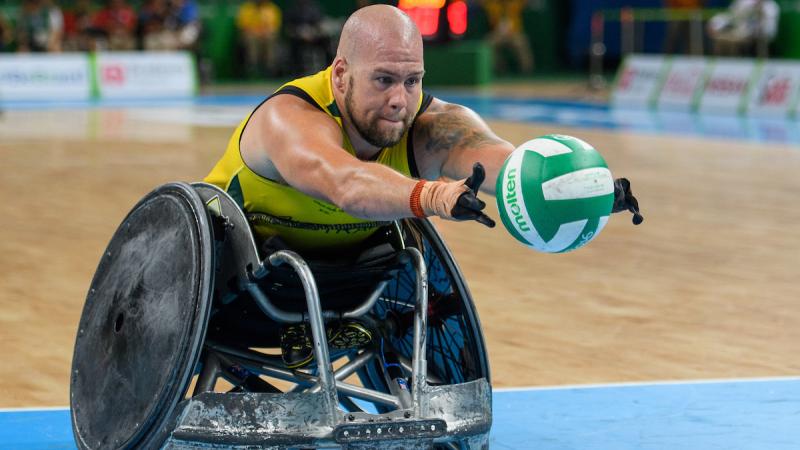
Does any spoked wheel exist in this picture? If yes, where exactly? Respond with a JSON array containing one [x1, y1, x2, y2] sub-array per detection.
[[70, 183, 214, 450], [357, 219, 490, 410]]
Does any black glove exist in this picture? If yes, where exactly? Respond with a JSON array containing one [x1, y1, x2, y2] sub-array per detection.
[[613, 178, 643, 225], [451, 163, 496, 228]]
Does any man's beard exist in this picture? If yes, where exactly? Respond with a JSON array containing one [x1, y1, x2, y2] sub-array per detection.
[[345, 78, 413, 148]]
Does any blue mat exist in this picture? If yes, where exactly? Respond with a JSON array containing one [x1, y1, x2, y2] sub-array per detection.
[[3, 378, 798, 449]]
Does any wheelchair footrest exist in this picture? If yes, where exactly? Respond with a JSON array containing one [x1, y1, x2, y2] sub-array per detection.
[[334, 418, 447, 444], [167, 391, 339, 447], [164, 379, 492, 448]]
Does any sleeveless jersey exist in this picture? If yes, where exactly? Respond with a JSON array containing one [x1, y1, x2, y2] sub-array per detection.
[[204, 66, 433, 251]]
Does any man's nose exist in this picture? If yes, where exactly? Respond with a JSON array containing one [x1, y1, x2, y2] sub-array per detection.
[[386, 83, 408, 112]]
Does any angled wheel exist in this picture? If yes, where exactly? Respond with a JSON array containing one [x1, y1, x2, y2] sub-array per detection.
[[357, 218, 490, 411], [70, 182, 214, 450]]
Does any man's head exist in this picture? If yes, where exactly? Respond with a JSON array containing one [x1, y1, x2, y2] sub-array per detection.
[[331, 5, 424, 148]]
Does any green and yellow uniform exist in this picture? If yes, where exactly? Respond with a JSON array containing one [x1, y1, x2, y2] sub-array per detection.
[[205, 66, 433, 251]]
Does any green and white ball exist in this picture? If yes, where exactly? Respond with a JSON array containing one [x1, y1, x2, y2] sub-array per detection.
[[496, 134, 614, 253]]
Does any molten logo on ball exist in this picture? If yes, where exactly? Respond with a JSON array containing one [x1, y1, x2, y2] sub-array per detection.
[[495, 135, 614, 253], [504, 167, 530, 232]]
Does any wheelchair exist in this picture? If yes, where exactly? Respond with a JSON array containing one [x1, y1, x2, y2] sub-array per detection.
[[70, 182, 492, 449]]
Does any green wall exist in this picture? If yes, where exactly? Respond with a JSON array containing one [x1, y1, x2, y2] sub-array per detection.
[[773, 1, 800, 59]]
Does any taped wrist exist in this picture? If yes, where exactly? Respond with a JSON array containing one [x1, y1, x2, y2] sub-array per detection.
[[416, 180, 470, 220]]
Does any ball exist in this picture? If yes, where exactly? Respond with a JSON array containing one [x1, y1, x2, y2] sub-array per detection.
[[495, 134, 614, 253]]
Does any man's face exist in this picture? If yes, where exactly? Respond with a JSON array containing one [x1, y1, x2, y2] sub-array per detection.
[[343, 54, 424, 148]]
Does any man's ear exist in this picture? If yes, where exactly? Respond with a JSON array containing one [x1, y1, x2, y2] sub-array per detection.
[[331, 57, 348, 93]]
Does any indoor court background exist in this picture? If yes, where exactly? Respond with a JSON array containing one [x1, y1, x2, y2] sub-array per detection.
[[1, 0, 800, 447]]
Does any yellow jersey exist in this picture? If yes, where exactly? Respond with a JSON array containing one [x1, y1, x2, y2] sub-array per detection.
[[484, 0, 526, 34], [205, 66, 433, 251], [236, 1, 282, 35]]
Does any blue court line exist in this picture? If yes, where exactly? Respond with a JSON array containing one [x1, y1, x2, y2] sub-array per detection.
[[2, 92, 800, 146], [2, 377, 798, 450], [0, 407, 74, 449], [491, 377, 800, 450]]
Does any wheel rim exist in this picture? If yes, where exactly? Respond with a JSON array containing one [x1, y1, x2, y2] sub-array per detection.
[[70, 183, 214, 450]]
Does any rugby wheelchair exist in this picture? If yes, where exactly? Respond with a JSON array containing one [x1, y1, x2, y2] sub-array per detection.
[[70, 182, 492, 449]]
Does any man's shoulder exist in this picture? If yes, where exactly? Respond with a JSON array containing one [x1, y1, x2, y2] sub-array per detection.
[[413, 98, 466, 127], [261, 89, 332, 118], [249, 93, 340, 139], [254, 92, 333, 122], [412, 98, 501, 156]]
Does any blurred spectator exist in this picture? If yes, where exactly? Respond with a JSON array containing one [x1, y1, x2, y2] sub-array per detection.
[[138, 0, 199, 51], [284, 0, 332, 75], [138, 0, 169, 50], [165, 0, 201, 51], [662, 0, 704, 55], [93, 0, 137, 50], [707, 0, 779, 57], [16, 0, 64, 52], [63, 0, 102, 51], [0, 10, 13, 51], [483, 0, 533, 75], [237, 0, 282, 77]]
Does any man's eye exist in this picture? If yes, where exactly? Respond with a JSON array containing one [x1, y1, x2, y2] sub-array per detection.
[[377, 77, 393, 85], [405, 78, 420, 87]]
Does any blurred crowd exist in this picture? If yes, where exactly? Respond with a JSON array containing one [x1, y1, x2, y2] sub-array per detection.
[[0, 0, 200, 53], [663, 0, 780, 57], [706, 0, 779, 56], [0, 0, 366, 78], [0, 0, 785, 80], [235, 0, 343, 78]]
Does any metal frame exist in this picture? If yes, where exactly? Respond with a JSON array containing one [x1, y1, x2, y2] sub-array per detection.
[[166, 183, 491, 448]]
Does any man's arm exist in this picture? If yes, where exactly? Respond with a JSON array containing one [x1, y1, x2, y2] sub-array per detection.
[[413, 98, 644, 224], [240, 95, 419, 220], [413, 98, 515, 195], [240, 95, 494, 225]]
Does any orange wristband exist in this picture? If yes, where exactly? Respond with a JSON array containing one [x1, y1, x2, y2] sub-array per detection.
[[409, 180, 427, 218]]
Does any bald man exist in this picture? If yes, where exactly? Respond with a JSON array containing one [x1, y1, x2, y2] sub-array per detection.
[[205, 5, 641, 367]]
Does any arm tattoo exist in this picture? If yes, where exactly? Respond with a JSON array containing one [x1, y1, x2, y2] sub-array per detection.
[[417, 107, 505, 154]]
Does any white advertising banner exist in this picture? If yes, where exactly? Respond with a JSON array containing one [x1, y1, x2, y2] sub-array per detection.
[[697, 59, 756, 115], [656, 57, 709, 112], [611, 54, 668, 109], [746, 61, 800, 118], [95, 52, 196, 99], [0, 54, 91, 101]]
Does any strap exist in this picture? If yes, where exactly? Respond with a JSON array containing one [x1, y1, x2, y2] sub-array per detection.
[[267, 85, 325, 112], [247, 212, 390, 233]]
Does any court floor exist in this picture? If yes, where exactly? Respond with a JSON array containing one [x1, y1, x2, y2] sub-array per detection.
[[1, 91, 798, 448], [3, 377, 800, 449]]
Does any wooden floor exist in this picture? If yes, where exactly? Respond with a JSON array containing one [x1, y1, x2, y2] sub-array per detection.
[[1, 105, 799, 408]]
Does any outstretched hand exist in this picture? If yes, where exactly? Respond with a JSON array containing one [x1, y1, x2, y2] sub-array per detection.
[[613, 178, 643, 225], [451, 163, 496, 228]]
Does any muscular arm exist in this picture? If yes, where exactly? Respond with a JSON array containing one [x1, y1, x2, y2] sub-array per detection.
[[413, 99, 515, 195], [412, 99, 645, 225], [240, 95, 419, 220]]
